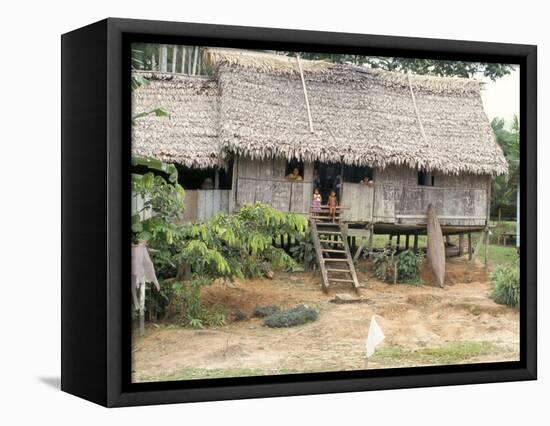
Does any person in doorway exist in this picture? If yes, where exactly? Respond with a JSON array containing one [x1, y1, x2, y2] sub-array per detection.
[[328, 190, 338, 222], [286, 168, 303, 181], [360, 176, 374, 187], [311, 187, 322, 213], [200, 177, 214, 189]]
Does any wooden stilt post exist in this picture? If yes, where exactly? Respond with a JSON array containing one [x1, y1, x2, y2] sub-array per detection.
[[484, 228, 489, 270], [468, 233, 472, 260], [397, 234, 401, 249], [367, 224, 374, 259], [405, 234, 410, 250], [458, 234, 464, 256], [413, 232, 418, 253]]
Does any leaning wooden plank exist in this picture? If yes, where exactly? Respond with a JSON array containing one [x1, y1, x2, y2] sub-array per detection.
[[427, 204, 445, 288]]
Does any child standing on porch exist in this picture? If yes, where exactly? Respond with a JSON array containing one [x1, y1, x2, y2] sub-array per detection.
[[328, 190, 338, 222], [311, 187, 322, 213]]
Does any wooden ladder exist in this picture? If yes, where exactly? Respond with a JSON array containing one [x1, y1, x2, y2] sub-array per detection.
[[309, 207, 360, 293]]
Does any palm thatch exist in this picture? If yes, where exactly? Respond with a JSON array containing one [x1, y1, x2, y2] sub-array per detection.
[[132, 72, 221, 168], [132, 49, 508, 176]]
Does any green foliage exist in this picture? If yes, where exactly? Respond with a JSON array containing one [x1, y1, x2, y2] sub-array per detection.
[[291, 52, 513, 81], [178, 203, 307, 281], [252, 305, 280, 318], [396, 250, 422, 282], [491, 116, 519, 220], [263, 305, 319, 328], [132, 107, 170, 124], [172, 279, 226, 328], [491, 264, 520, 308], [289, 231, 316, 269], [373, 249, 422, 284]]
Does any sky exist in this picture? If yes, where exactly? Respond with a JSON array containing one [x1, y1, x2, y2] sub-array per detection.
[[480, 66, 519, 126]]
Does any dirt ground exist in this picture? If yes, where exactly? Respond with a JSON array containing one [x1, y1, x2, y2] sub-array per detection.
[[132, 257, 519, 382]]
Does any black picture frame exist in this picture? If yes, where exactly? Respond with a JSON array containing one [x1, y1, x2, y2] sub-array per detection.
[[61, 17, 537, 407]]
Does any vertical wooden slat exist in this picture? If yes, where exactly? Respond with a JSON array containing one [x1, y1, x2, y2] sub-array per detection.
[[171, 45, 177, 73], [192, 46, 199, 75], [181, 47, 187, 73], [160, 45, 168, 72]]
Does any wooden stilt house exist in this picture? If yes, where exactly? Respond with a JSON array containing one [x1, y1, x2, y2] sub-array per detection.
[[132, 48, 508, 288]]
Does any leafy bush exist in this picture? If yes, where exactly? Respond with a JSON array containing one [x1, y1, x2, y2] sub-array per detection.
[[373, 249, 422, 284], [264, 305, 318, 328], [290, 231, 316, 270], [491, 265, 520, 307], [252, 305, 280, 318], [172, 279, 226, 328], [396, 250, 422, 282]]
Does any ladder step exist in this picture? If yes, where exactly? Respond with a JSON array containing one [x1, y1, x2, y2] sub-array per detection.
[[328, 278, 356, 283], [323, 258, 349, 262], [318, 230, 342, 235], [316, 222, 340, 226], [326, 268, 351, 273], [319, 239, 343, 244], [322, 249, 346, 253]]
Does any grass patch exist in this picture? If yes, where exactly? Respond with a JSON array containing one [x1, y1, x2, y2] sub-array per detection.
[[486, 244, 518, 267], [371, 341, 503, 366], [139, 367, 268, 382]]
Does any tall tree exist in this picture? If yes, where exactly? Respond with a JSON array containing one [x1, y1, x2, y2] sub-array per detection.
[[291, 52, 513, 81], [491, 116, 519, 221]]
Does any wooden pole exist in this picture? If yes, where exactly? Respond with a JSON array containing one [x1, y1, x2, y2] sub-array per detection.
[[413, 232, 418, 253], [458, 234, 464, 256], [405, 234, 410, 250], [368, 224, 374, 259], [484, 229, 489, 270], [397, 234, 401, 249], [296, 55, 314, 133], [468, 233, 472, 260]]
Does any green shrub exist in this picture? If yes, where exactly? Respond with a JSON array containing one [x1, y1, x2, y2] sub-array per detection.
[[373, 249, 422, 284], [290, 231, 316, 270], [264, 305, 318, 328], [172, 279, 226, 328], [253, 305, 280, 318], [396, 250, 421, 282], [491, 265, 520, 307]]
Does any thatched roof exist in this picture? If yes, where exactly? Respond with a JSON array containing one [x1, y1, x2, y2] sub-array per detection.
[[132, 49, 508, 175], [132, 72, 221, 168]]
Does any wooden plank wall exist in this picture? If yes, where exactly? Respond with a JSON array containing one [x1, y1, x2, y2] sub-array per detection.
[[372, 166, 489, 226], [180, 189, 230, 223], [234, 156, 313, 213], [341, 183, 374, 221]]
